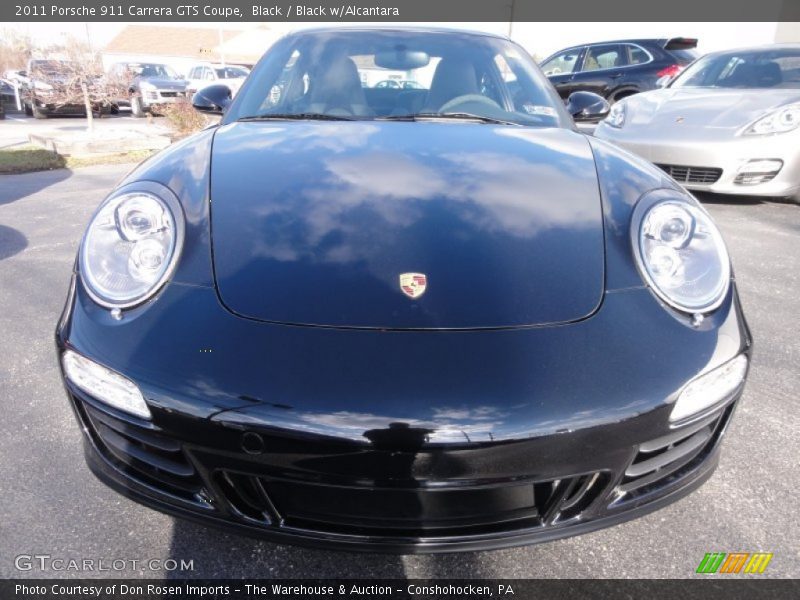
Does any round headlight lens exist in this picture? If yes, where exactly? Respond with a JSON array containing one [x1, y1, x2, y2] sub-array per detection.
[[637, 199, 730, 313], [80, 191, 182, 307]]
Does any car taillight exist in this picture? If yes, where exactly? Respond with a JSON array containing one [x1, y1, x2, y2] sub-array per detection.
[[657, 64, 682, 79]]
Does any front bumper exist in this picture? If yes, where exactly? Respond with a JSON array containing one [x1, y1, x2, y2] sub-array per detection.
[[596, 123, 800, 199], [141, 90, 187, 107], [57, 280, 750, 553]]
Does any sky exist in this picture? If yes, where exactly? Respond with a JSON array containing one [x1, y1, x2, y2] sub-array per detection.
[[3, 21, 786, 59]]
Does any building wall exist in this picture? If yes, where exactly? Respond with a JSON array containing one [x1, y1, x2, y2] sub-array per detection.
[[774, 22, 800, 42]]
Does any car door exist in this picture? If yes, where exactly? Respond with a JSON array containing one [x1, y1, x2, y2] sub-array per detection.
[[540, 48, 585, 99], [570, 44, 626, 98]]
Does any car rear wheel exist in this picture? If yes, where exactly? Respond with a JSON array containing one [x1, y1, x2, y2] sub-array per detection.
[[609, 88, 639, 104], [131, 95, 146, 118], [32, 104, 48, 119], [24, 102, 33, 116]]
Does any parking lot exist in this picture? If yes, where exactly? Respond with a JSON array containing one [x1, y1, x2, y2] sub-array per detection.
[[0, 161, 798, 579]]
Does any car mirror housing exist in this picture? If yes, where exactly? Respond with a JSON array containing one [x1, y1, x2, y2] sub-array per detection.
[[192, 84, 231, 115], [566, 91, 611, 123]]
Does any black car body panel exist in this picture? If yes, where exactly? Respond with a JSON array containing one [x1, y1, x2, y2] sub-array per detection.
[[57, 28, 750, 553], [543, 38, 699, 102], [211, 122, 604, 329]]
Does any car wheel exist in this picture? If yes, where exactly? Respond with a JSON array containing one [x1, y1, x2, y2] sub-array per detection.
[[131, 95, 146, 118], [24, 102, 33, 116], [110, 104, 119, 115], [610, 88, 639, 104], [32, 104, 48, 119]]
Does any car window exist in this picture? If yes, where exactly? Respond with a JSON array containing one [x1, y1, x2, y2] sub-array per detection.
[[541, 49, 581, 76], [231, 30, 569, 128], [673, 48, 800, 89], [582, 45, 624, 72], [626, 44, 650, 66]]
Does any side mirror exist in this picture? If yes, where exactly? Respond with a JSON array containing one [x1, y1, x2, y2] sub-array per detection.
[[192, 84, 231, 115], [566, 91, 611, 123]]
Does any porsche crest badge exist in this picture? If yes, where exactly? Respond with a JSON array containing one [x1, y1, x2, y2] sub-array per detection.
[[399, 273, 427, 299]]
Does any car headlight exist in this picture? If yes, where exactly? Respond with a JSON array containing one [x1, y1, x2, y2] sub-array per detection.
[[605, 102, 626, 128], [79, 188, 184, 308], [743, 102, 800, 136], [632, 194, 730, 314]]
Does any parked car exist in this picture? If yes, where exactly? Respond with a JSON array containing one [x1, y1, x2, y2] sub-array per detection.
[[20, 59, 91, 119], [373, 79, 402, 88], [541, 38, 699, 103], [58, 27, 749, 554], [0, 79, 17, 118], [185, 62, 250, 97], [107, 62, 188, 117], [596, 44, 800, 203]]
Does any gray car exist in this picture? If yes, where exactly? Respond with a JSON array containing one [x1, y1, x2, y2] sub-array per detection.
[[596, 44, 800, 202]]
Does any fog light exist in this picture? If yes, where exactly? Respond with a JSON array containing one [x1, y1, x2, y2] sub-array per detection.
[[735, 159, 783, 185], [62, 350, 151, 419], [670, 355, 747, 422]]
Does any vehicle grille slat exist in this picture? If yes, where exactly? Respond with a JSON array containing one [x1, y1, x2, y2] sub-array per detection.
[[625, 429, 711, 478], [637, 413, 718, 453], [95, 422, 196, 477], [655, 163, 722, 184], [614, 405, 733, 502], [213, 470, 609, 538], [85, 405, 181, 452]]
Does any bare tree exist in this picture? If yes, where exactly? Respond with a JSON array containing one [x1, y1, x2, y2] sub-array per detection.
[[24, 36, 123, 132]]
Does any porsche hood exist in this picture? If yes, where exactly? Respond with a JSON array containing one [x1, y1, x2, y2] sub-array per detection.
[[209, 122, 605, 329], [622, 88, 800, 138]]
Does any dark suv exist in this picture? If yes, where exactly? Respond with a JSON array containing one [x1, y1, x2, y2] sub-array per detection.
[[541, 38, 699, 103]]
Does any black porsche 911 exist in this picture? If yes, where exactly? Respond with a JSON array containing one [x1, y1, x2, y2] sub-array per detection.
[[56, 27, 751, 553]]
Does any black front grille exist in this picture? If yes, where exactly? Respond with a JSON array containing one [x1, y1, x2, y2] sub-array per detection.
[[213, 470, 609, 537], [616, 406, 732, 500], [78, 399, 207, 504], [158, 91, 185, 98], [656, 164, 722, 184]]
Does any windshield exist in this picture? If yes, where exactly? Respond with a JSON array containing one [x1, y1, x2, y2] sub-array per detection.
[[227, 30, 569, 127], [672, 48, 800, 89], [127, 63, 180, 80], [216, 66, 249, 78]]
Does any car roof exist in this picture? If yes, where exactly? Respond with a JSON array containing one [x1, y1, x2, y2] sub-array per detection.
[[287, 25, 509, 40], [701, 43, 800, 56], [550, 39, 667, 53]]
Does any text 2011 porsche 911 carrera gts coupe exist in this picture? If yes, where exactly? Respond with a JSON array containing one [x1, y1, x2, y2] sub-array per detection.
[[56, 28, 751, 553]]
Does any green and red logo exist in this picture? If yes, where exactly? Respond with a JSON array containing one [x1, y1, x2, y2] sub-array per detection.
[[696, 552, 773, 574]]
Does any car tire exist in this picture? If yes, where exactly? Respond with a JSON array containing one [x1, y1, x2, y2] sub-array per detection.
[[609, 88, 639, 104], [110, 104, 119, 115], [131, 95, 146, 118], [24, 102, 33, 116], [32, 104, 48, 119]]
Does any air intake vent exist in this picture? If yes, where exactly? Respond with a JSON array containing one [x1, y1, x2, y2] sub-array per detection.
[[79, 400, 206, 504], [214, 470, 609, 537], [617, 406, 731, 499], [656, 164, 722, 184]]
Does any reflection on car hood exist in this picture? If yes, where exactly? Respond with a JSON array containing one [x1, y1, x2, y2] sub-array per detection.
[[623, 88, 800, 136], [209, 121, 605, 329]]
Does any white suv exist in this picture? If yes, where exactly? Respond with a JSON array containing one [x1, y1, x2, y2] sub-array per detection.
[[185, 63, 250, 98]]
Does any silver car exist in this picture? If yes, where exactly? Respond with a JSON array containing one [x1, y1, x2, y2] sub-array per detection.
[[596, 45, 800, 202]]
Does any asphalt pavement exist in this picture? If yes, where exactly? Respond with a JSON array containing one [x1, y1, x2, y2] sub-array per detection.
[[0, 164, 798, 578]]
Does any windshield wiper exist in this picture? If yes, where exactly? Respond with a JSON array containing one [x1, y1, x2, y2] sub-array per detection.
[[378, 112, 521, 126], [237, 113, 356, 122]]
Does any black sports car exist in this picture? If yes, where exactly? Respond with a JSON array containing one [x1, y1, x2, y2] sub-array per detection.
[[57, 28, 750, 553]]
